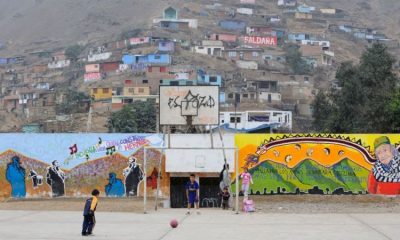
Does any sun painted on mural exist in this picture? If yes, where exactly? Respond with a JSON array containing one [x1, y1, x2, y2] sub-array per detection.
[[235, 134, 400, 195]]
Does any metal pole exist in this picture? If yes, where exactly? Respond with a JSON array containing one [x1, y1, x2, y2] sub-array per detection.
[[143, 147, 147, 214], [155, 129, 166, 211], [234, 101, 237, 132], [235, 147, 239, 214]]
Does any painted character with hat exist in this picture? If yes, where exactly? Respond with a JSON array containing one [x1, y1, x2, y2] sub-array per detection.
[[123, 157, 144, 197], [105, 172, 125, 197], [368, 136, 400, 195]]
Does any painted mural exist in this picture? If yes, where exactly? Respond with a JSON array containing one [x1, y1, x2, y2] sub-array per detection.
[[0, 134, 166, 199], [235, 134, 400, 195]]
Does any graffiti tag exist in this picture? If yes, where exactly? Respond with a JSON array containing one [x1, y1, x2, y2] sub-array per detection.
[[167, 90, 216, 110]]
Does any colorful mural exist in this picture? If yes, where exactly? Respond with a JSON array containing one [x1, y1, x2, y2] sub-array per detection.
[[0, 134, 165, 199], [235, 134, 400, 195]]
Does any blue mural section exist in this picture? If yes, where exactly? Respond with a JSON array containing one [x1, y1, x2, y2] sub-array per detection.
[[0, 134, 163, 199]]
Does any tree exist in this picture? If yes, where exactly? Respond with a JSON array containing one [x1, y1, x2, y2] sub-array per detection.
[[312, 43, 399, 133], [65, 45, 85, 61], [284, 43, 311, 75], [55, 89, 90, 114], [107, 100, 157, 133]]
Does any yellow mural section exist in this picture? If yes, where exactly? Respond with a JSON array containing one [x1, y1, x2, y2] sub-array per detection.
[[235, 134, 400, 172]]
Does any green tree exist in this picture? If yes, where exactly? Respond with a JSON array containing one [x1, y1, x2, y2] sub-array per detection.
[[284, 43, 311, 75], [312, 43, 399, 133], [55, 89, 90, 114], [107, 100, 157, 133], [65, 45, 85, 61]]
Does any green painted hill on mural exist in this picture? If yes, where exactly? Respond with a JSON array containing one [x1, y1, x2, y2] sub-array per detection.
[[247, 159, 370, 195]]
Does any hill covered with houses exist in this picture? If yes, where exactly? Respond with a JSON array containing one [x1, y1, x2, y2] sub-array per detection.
[[0, 0, 399, 133]]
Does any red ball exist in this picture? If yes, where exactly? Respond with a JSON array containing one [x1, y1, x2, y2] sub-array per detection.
[[170, 219, 178, 228]]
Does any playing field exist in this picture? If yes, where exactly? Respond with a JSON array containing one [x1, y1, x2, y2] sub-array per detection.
[[0, 209, 398, 240], [1, 196, 400, 239]]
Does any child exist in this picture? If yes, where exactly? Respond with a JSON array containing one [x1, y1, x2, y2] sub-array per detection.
[[185, 174, 200, 214], [82, 189, 100, 236], [240, 167, 253, 195], [221, 186, 230, 210]]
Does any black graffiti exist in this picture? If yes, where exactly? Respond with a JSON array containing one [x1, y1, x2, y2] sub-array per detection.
[[167, 90, 216, 110]]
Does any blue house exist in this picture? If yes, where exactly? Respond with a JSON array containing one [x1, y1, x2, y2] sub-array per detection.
[[198, 74, 222, 87], [288, 33, 313, 42], [158, 41, 175, 52], [297, 5, 315, 13], [122, 54, 171, 65], [219, 20, 246, 31]]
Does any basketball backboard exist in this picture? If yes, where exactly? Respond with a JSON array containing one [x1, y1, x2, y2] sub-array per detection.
[[159, 86, 219, 125]]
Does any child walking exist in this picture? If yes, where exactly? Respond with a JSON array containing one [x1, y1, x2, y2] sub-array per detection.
[[221, 186, 230, 210], [186, 174, 200, 215], [82, 189, 100, 236], [240, 167, 253, 195]]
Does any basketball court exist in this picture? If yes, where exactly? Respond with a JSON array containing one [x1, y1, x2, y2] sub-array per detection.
[[0, 209, 398, 240]]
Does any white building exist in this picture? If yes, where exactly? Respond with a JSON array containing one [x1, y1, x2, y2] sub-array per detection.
[[193, 40, 224, 57], [88, 52, 112, 62], [216, 110, 292, 132]]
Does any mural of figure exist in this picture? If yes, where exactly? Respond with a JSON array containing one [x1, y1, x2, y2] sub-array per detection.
[[105, 172, 125, 197], [29, 170, 43, 189], [368, 136, 400, 195], [146, 167, 160, 190], [123, 157, 144, 197], [46, 160, 65, 197], [6, 156, 26, 198]]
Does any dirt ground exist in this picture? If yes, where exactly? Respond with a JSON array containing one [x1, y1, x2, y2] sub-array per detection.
[[1, 195, 400, 214]]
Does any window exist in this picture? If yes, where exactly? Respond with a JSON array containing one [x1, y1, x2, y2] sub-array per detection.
[[128, 88, 134, 93], [186, 81, 193, 86], [138, 88, 144, 93], [142, 79, 148, 84], [250, 93, 255, 99], [228, 93, 233, 99], [243, 94, 248, 98], [93, 88, 98, 94], [209, 76, 217, 83], [228, 51, 237, 58], [290, 76, 295, 80], [230, 117, 241, 123], [161, 42, 166, 47], [171, 81, 179, 86], [102, 88, 109, 93], [160, 80, 163, 83], [154, 55, 161, 59], [252, 52, 259, 57]]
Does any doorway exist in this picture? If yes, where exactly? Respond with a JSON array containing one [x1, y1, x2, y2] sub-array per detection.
[[170, 177, 189, 208], [199, 177, 221, 208]]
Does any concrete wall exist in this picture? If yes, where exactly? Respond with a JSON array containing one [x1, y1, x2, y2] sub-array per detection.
[[1, 133, 398, 199]]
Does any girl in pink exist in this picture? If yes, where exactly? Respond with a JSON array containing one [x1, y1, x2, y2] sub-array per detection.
[[240, 168, 253, 195]]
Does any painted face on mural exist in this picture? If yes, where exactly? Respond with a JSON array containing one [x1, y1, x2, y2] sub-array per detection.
[[375, 144, 394, 165]]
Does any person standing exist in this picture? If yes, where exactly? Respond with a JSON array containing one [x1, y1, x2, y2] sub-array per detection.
[[240, 167, 253, 195], [186, 174, 200, 215], [220, 186, 231, 210], [82, 189, 100, 236]]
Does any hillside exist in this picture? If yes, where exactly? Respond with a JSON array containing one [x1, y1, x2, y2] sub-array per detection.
[[0, 0, 173, 55]]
